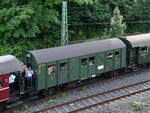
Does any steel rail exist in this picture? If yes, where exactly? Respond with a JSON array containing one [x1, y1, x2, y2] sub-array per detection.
[[33, 79, 150, 113], [3, 67, 150, 113], [68, 87, 150, 113]]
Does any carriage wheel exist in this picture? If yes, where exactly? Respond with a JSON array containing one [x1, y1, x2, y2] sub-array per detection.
[[0, 102, 6, 112]]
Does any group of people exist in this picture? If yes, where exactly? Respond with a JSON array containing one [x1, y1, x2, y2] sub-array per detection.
[[9, 63, 34, 94], [21, 63, 34, 91]]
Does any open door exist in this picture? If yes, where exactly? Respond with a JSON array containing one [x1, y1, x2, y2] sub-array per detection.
[[105, 51, 114, 72], [114, 49, 121, 69], [47, 62, 57, 87], [80, 57, 88, 80], [58, 60, 68, 85], [88, 56, 96, 78]]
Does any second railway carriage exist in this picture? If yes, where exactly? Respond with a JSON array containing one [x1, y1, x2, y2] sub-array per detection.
[[0, 55, 21, 112], [121, 33, 150, 66], [24, 38, 126, 92]]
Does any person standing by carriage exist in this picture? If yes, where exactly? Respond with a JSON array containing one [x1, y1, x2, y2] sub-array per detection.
[[26, 67, 34, 89], [9, 73, 16, 94]]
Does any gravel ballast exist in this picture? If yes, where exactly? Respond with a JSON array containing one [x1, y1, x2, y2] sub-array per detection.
[[86, 91, 150, 113], [15, 70, 150, 113]]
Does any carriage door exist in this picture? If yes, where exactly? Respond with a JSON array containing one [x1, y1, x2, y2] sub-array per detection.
[[80, 56, 88, 80], [88, 56, 96, 78], [58, 60, 68, 85], [69, 58, 79, 82], [105, 51, 114, 72], [47, 62, 57, 87], [114, 49, 121, 69], [97, 53, 105, 74]]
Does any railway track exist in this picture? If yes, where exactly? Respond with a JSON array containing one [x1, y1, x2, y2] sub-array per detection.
[[33, 79, 150, 113], [3, 67, 150, 113]]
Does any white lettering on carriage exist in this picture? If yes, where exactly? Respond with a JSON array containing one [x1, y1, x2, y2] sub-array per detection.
[[98, 65, 104, 70]]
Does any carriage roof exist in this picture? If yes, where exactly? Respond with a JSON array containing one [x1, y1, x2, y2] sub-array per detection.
[[0, 55, 21, 75], [29, 38, 126, 64], [125, 33, 150, 47]]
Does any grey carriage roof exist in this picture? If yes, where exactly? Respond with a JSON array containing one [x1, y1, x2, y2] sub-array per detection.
[[125, 33, 150, 47], [29, 38, 126, 64], [0, 55, 21, 75]]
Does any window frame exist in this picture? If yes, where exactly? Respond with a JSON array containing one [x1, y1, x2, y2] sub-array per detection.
[[81, 57, 88, 67], [131, 48, 135, 57], [107, 52, 113, 59], [60, 62, 67, 72], [48, 64, 56, 75], [115, 51, 120, 57], [140, 47, 148, 56], [0, 80, 4, 88], [89, 56, 95, 65]]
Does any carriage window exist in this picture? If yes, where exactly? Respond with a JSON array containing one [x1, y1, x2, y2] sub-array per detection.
[[131, 48, 135, 57], [141, 47, 147, 52], [0, 80, 3, 87], [60, 62, 67, 71], [115, 51, 120, 57], [48, 65, 56, 75], [141, 47, 148, 56], [107, 53, 113, 59], [89, 56, 95, 65], [26, 53, 31, 58], [81, 58, 88, 67]]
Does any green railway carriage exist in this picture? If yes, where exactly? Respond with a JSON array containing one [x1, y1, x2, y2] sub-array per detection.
[[24, 38, 126, 91], [121, 33, 150, 65]]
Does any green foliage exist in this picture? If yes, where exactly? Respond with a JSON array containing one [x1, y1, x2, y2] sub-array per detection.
[[132, 100, 150, 111], [81, 86, 86, 90], [0, 0, 96, 59], [45, 99, 56, 107], [23, 104, 31, 112], [0, 2, 60, 59], [61, 92, 66, 98], [0, 0, 150, 59], [132, 101, 143, 110], [85, 38, 98, 42], [110, 7, 126, 38], [81, 86, 88, 95], [101, 28, 111, 39]]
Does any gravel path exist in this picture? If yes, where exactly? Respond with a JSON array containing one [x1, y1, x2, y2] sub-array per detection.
[[15, 70, 150, 113]]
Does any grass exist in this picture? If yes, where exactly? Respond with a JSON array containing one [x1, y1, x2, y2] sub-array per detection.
[[45, 99, 56, 107], [132, 101, 143, 110], [132, 100, 150, 111], [23, 104, 31, 112], [81, 86, 88, 95], [61, 92, 66, 98]]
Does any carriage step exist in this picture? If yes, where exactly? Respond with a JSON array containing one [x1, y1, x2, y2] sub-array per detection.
[[8, 96, 20, 103], [7, 100, 23, 109], [132, 68, 141, 71]]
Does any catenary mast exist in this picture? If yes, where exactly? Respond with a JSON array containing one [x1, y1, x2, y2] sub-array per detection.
[[61, 1, 68, 46]]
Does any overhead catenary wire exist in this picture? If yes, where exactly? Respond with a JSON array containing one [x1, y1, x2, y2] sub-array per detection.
[[68, 20, 150, 26], [68, 12, 150, 26], [68, 13, 150, 18]]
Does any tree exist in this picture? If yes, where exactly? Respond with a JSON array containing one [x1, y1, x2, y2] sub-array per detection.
[[110, 7, 126, 38], [0, 0, 94, 60]]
